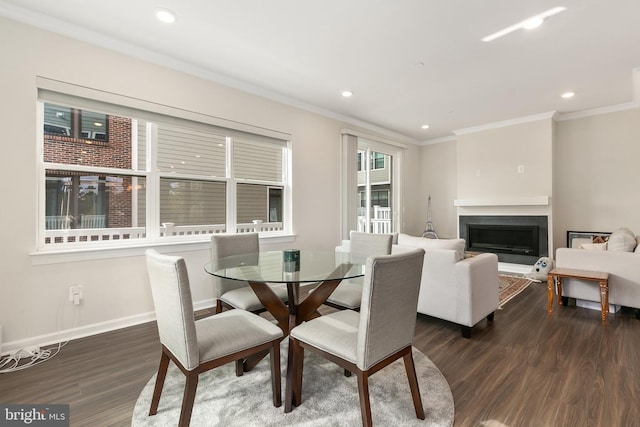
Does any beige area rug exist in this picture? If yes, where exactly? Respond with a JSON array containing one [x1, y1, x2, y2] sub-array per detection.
[[132, 339, 454, 427], [498, 274, 534, 308]]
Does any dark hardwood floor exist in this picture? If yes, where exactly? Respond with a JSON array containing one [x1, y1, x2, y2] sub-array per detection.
[[1, 283, 639, 426]]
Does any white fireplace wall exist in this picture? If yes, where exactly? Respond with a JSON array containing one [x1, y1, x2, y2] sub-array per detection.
[[419, 105, 640, 261], [455, 115, 554, 203], [455, 115, 554, 265], [418, 116, 554, 243]]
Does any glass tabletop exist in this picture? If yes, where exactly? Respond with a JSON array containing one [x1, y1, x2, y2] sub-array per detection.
[[205, 250, 366, 283]]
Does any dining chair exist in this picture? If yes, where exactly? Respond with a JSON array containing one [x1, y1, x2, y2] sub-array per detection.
[[325, 231, 393, 311], [211, 233, 288, 314], [145, 249, 283, 427], [285, 248, 426, 426]]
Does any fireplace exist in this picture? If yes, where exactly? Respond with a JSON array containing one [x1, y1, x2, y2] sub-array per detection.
[[459, 215, 548, 265]]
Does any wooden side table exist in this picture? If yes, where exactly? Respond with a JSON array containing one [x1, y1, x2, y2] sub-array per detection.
[[547, 268, 610, 324]]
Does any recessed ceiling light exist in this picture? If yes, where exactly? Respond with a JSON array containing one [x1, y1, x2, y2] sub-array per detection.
[[561, 91, 575, 99], [421, 124, 430, 129], [341, 90, 353, 98], [482, 7, 566, 42], [156, 8, 177, 24]]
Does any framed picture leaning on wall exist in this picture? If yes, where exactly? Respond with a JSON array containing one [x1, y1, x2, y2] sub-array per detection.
[[566, 230, 612, 249]]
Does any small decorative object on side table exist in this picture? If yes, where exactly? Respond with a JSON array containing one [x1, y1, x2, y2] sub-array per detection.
[[547, 267, 610, 324]]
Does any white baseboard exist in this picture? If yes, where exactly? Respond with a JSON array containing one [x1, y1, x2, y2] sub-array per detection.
[[576, 299, 620, 313], [499, 262, 532, 275], [1, 298, 216, 356]]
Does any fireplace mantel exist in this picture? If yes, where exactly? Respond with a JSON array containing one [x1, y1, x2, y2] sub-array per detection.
[[454, 196, 549, 207]]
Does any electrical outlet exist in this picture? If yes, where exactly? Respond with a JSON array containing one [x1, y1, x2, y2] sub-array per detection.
[[69, 285, 83, 305], [517, 164, 525, 174]]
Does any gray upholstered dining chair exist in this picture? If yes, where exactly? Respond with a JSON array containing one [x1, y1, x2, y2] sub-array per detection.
[[145, 249, 283, 427], [325, 231, 394, 311], [211, 233, 288, 314], [285, 248, 426, 426]]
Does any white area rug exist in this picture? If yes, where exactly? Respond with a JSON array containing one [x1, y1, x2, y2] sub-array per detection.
[[132, 340, 454, 426]]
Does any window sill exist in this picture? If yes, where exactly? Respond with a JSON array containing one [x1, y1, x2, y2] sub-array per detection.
[[30, 233, 296, 265]]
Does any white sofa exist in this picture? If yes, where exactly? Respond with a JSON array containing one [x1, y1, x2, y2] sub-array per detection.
[[555, 228, 640, 312], [337, 233, 499, 338]]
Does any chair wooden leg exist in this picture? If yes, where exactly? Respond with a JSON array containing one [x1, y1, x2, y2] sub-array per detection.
[[356, 371, 372, 427], [235, 359, 244, 377], [284, 338, 296, 413], [149, 350, 171, 416], [293, 341, 304, 407], [285, 337, 304, 412], [179, 371, 199, 427], [270, 342, 282, 407], [403, 350, 425, 420]]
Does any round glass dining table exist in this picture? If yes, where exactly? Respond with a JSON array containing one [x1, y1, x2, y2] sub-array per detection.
[[205, 250, 365, 285], [205, 250, 366, 372]]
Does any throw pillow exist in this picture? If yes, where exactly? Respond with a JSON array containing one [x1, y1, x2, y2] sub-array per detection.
[[571, 237, 593, 248], [579, 242, 607, 250], [397, 233, 465, 261], [607, 228, 636, 252]]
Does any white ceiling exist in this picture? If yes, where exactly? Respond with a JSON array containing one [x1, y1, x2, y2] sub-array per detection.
[[2, 0, 640, 143]]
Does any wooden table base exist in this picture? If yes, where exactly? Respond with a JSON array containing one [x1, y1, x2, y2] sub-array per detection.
[[243, 272, 347, 373], [547, 268, 610, 324]]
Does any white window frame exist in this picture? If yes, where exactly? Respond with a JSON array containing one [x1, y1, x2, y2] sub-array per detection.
[[370, 151, 386, 171], [340, 129, 405, 239], [33, 78, 294, 263]]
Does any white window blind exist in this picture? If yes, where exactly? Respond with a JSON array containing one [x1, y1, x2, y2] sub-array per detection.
[[37, 80, 292, 252], [234, 137, 284, 182], [157, 124, 227, 177]]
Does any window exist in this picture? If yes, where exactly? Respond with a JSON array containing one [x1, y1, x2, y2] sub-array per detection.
[[268, 187, 283, 222], [340, 131, 404, 238], [370, 152, 385, 170], [359, 190, 389, 208], [358, 150, 393, 233], [39, 90, 290, 250], [44, 103, 108, 142]]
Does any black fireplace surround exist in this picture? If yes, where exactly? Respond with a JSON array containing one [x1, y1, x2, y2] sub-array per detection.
[[459, 215, 548, 265]]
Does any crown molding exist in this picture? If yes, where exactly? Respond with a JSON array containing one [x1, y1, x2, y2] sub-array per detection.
[[554, 101, 639, 121], [453, 111, 557, 136], [557, 67, 640, 121], [420, 135, 457, 146], [0, 3, 417, 145], [340, 129, 408, 149]]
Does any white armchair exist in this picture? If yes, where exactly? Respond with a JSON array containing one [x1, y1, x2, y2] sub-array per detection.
[[393, 234, 499, 338]]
